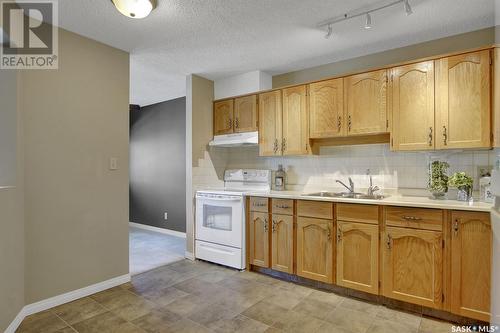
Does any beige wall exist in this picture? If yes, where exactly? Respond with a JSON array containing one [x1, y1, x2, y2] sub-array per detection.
[[273, 27, 494, 88], [186, 74, 214, 255], [21, 28, 130, 303], [0, 72, 25, 332]]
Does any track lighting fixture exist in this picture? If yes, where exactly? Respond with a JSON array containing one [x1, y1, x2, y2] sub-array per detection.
[[325, 24, 333, 39], [364, 13, 372, 29], [404, 0, 413, 16], [318, 0, 414, 36]]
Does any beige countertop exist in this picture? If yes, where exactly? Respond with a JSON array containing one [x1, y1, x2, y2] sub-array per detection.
[[244, 190, 493, 212]]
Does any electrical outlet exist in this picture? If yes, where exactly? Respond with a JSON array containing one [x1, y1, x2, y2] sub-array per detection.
[[164, 212, 168, 220], [477, 166, 491, 177], [109, 157, 118, 170]]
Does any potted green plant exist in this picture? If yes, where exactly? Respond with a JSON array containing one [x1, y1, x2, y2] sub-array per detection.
[[448, 172, 473, 201], [428, 160, 449, 199]]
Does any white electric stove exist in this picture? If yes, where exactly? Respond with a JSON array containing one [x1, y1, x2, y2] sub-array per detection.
[[195, 169, 271, 269]]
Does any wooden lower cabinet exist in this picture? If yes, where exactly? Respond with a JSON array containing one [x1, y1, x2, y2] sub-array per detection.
[[296, 217, 334, 283], [336, 221, 379, 294], [450, 211, 491, 321], [271, 214, 294, 273], [382, 226, 443, 309], [249, 211, 269, 268]]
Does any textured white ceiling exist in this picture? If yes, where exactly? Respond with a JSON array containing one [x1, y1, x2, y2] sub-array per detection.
[[55, 0, 494, 106]]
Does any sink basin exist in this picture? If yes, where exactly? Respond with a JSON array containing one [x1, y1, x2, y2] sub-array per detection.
[[302, 192, 387, 200]]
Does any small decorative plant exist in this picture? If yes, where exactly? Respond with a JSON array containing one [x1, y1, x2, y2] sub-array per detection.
[[428, 160, 449, 199], [448, 172, 473, 201]]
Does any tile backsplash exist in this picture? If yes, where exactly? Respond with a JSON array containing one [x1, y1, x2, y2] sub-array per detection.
[[194, 144, 499, 192]]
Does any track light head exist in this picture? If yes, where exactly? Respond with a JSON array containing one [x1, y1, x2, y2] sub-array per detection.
[[404, 0, 413, 16], [325, 24, 333, 39], [365, 13, 372, 29]]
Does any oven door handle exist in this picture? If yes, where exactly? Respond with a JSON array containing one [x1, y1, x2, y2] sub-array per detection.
[[196, 196, 242, 202]]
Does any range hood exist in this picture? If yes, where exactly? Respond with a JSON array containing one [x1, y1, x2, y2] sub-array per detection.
[[209, 131, 258, 147]]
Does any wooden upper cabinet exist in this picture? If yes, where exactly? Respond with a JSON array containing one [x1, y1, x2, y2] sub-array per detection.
[[337, 221, 379, 295], [344, 70, 388, 136], [271, 214, 294, 274], [258, 91, 282, 156], [382, 226, 443, 309], [309, 79, 344, 138], [435, 50, 491, 149], [450, 211, 491, 321], [214, 100, 234, 135], [282, 85, 309, 155], [494, 48, 500, 147], [249, 211, 270, 268], [296, 217, 334, 283], [391, 61, 435, 151], [234, 95, 258, 133]]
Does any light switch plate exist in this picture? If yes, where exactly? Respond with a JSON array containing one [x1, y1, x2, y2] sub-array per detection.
[[109, 157, 118, 170], [164, 212, 168, 220]]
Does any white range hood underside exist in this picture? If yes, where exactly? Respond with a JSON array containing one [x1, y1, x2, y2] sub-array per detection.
[[209, 131, 258, 147]]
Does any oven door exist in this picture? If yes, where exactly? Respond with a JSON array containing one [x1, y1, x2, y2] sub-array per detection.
[[195, 193, 244, 248]]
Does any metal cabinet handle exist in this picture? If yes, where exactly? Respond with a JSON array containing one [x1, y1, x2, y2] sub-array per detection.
[[337, 227, 342, 243], [337, 116, 342, 131], [275, 204, 290, 209], [428, 127, 433, 146], [272, 220, 277, 233], [327, 226, 331, 240], [273, 139, 278, 154], [401, 215, 422, 221], [264, 219, 268, 232], [253, 203, 266, 207], [453, 218, 459, 236], [348, 115, 352, 132], [235, 118, 239, 129], [282, 138, 287, 152], [386, 234, 392, 250], [443, 126, 447, 146]]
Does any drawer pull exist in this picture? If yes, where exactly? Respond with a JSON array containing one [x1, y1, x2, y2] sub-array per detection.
[[275, 205, 290, 209], [253, 203, 266, 207], [401, 215, 422, 221]]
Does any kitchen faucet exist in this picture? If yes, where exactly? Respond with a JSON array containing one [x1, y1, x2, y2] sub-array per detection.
[[336, 177, 355, 193], [367, 175, 380, 196]]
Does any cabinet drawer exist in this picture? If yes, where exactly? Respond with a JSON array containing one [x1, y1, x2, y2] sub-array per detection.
[[297, 200, 333, 219], [249, 197, 268, 212], [337, 204, 379, 224], [271, 199, 294, 215], [385, 207, 443, 231]]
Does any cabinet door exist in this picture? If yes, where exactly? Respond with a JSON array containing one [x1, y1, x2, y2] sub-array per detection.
[[382, 226, 443, 309], [436, 50, 491, 149], [234, 95, 258, 133], [249, 211, 269, 268], [309, 79, 344, 138], [258, 91, 282, 156], [282, 85, 309, 155], [214, 100, 234, 135], [391, 61, 435, 151], [296, 217, 333, 283], [271, 214, 294, 274], [337, 221, 379, 294], [345, 70, 388, 136], [450, 211, 491, 321]]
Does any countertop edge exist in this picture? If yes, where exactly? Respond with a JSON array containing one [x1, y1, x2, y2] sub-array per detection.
[[243, 191, 493, 213]]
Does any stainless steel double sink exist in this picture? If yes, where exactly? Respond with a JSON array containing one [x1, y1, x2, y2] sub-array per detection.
[[301, 191, 387, 200]]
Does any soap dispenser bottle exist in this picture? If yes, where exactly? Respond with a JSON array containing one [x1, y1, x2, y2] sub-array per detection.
[[275, 164, 286, 191]]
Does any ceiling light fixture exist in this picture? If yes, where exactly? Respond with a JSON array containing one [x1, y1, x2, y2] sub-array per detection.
[[364, 13, 372, 29], [404, 0, 413, 16], [111, 0, 157, 19], [317, 0, 413, 36], [324, 24, 333, 39]]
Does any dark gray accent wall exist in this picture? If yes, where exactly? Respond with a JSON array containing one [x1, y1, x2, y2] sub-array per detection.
[[130, 97, 186, 232]]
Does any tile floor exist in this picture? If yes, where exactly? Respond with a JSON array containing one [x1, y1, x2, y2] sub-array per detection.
[[16, 259, 454, 333], [129, 226, 185, 275]]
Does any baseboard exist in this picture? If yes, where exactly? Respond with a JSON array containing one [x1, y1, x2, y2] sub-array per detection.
[[129, 222, 187, 239], [4, 274, 130, 333], [185, 251, 195, 260]]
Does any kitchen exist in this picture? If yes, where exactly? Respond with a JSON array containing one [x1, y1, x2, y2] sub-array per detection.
[[4, 1, 500, 332]]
